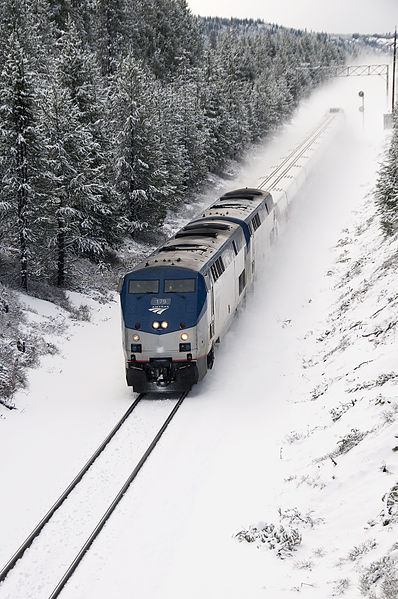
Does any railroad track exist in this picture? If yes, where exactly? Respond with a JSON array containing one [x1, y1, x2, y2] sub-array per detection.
[[0, 391, 187, 599], [258, 112, 336, 192]]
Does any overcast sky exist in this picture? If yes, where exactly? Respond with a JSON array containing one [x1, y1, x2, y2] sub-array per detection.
[[187, 0, 397, 35]]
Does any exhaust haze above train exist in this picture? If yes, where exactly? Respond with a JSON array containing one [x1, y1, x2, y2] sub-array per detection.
[[187, 0, 397, 35]]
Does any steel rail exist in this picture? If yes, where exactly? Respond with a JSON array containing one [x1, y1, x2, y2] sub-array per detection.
[[262, 115, 334, 190], [258, 114, 335, 190], [0, 393, 145, 585], [258, 119, 326, 189], [259, 114, 334, 190], [48, 390, 188, 599]]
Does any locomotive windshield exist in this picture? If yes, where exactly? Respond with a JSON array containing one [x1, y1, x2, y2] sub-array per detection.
[[164, 279, 196, 293], [128, 280, 159, 294]]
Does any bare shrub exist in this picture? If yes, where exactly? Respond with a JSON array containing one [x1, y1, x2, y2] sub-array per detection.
[[332, 578, 350, 596], [0, 283, 60, 403], [381, 404, 398, 425], [360, 556, 398, 598], [294, 559, 313, 570], [70, 303, 91, 321], [347, 373, 398, 394], [235, 508, 323, 559], [330, 399, 357, 422], [278, 507, 324, 529], [347, 539, 377, 561], [380, 483, 398, 526], [336, 428, 368, 455], [285, 474, 327, 490], [235, 522, 302, 558], [311, 381, 328, 400], [314, 428, 369, 464]]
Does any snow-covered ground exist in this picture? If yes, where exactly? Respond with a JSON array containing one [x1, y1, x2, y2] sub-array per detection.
[[0, 56, 397, 598]]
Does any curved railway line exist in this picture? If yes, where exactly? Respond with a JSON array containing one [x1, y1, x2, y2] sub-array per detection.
[[0, 391, 187, 599]]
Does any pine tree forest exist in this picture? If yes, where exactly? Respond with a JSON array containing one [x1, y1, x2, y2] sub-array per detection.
[[375, 112, 398, 237], [0, 0, 346, 291]]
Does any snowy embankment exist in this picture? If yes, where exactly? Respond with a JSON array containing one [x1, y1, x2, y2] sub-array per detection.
[[237, 196, 398, 597]]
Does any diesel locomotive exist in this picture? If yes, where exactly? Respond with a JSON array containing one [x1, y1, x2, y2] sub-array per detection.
[[119, 188, 275, 392]]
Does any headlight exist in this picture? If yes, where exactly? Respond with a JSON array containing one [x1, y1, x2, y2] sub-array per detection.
[[161, 321, 168, 329], [133, 334, 140, 342], [152, 321, 160, 329], [180, 332, 189, 341]]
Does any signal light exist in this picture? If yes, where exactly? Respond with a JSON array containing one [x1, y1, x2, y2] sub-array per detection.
[[180, 322, 185, 329], [180, 332, 189, 341], [135, 323, 141, 329], [133, 334, 140, 342]]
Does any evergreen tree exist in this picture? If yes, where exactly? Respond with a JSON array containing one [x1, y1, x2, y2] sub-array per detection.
[[168, 75, 209, 190], [129, 0, 203, 79], [110, 53, 170, 235], [375, 114, 398, 236], [39, 67, 119, 286], [93, 0, 127, 76], [0, 33, 43, 290]]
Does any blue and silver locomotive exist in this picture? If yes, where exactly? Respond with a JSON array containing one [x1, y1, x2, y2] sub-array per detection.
[[119, 188, 277, 392]]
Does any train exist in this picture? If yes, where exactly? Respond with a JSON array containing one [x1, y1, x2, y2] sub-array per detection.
[[119, 109, 344, 393]]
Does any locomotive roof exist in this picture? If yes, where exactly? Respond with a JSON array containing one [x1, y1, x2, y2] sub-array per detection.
[[124, 188, 272, 277], [126, 218, 243, 275], [203, 187, 273, 221]]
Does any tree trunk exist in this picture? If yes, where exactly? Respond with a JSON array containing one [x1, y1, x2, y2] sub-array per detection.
[[57, 217, 65, 287], [17, 129, 29, 291]]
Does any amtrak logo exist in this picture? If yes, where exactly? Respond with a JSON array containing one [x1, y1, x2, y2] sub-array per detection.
[[148, 306, 170, 315]]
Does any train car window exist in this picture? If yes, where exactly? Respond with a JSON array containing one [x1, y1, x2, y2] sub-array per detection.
[[251, 213, 261, 232], [239, 270, 246, 295], [215, 260, 221, 277], [164, 279, 196, 293], [211, 257, 225, 281], [128, 280, 159, 294], [210, 264, 219, 282], [232, 240, 238, 255]]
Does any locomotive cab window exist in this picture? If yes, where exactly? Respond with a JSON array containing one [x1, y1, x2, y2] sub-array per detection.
[[129, 280, 159, 294], [164, 279, 196, 293]]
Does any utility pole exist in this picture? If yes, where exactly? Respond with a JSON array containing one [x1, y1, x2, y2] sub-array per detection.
[[393, 27, 397, 113], [359, 90, 365, 128]]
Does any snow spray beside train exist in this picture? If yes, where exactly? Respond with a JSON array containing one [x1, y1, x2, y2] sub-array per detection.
[[119, 109, 344, 393]]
